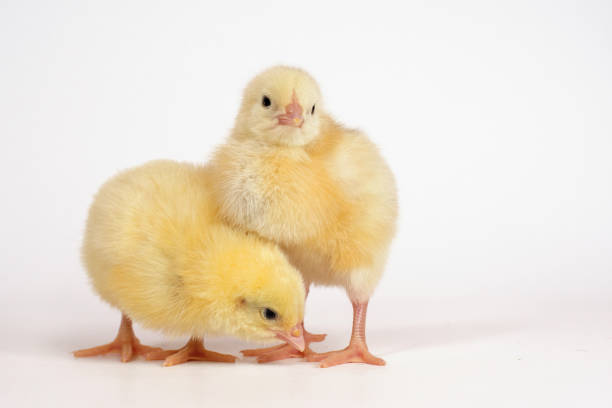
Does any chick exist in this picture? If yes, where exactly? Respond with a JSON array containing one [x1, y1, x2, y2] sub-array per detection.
[[209, 66, 397, 367], [73, 160, 305, 366]]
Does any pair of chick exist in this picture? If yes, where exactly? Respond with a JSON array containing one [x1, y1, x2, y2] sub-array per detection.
[[75, 66, 397, 368]]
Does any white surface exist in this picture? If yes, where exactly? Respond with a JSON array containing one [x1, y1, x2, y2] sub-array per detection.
[[1, 292, 611, 407], [1, 1, 611, 407]]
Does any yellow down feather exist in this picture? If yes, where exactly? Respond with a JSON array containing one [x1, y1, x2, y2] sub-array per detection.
[[82, 160, 305, 342], [210, 66, 398, 302]]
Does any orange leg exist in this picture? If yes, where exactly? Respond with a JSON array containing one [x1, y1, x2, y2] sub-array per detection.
[[73, 314, 162, 362], [306, 300, 385, 368], [241, 285, 326, 363], [145, 337, 236, 367]]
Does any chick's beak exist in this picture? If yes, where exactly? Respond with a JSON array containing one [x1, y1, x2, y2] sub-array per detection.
[[275, 324, 305, 352], [276, 91, 304, 128]]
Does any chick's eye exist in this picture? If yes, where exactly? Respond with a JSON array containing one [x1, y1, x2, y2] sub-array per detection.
[[262, 96, 271, 108], [311, 104, 315, 114], [262, 308, 277, 320]]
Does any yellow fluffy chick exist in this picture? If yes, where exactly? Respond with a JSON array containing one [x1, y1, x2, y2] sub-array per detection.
[[209, 66, 397, 367], [73, 160, 305, 366]]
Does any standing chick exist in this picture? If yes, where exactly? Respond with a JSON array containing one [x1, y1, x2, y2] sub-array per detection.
[[73, 160, 305, 366], [209, 66, 397, 367]]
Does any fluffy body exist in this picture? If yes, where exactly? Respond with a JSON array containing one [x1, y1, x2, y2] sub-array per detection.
[[82, 160, 305, 342], [210, 66, 397, 303]]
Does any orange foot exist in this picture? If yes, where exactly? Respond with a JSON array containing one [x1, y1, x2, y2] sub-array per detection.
[[306, 341, 385, 368], [145, 337, 236, 367], [73, 315, 162, 362], [241, 329, 326, 363]]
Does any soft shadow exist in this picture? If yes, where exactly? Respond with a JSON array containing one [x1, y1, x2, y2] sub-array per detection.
[[368, 319, 527, 355], [47, 319, 526, 363], [49, 328, 295, 364]]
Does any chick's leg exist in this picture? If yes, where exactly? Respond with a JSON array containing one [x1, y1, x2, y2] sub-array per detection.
[[241, 285, 326, 363], [306, 300, 385, 368], [145, 337, 236, 367], [73, 314, 162, 362]]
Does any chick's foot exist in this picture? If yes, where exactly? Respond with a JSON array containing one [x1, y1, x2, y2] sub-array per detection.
[[306, 341, 385, 368], [304, 328, 327, 343], [306, 301, 385, 368], [73, 315, 162, 362], [242, 343, 309, 363], [145, 337, 236, 367], [241, 327, 326, 363]]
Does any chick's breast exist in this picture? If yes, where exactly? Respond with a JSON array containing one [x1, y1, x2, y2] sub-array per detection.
[[210, 139, 341, 245], [212, 120, 397, 299]]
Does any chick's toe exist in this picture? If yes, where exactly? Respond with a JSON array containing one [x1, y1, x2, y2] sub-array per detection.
[[73, 315, 162, 363], [241, 325, 326, 363]]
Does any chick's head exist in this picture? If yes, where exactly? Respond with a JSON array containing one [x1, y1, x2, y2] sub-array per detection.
[[234, 65, 322, 147], [184, 226, 306, 350]]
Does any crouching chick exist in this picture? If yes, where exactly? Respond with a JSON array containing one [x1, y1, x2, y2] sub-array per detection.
[[73, 160, 305, 366]]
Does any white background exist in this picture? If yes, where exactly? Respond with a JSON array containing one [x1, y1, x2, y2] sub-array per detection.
[[1, 1, 611, 407]]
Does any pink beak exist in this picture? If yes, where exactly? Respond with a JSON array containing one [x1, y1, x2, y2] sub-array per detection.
[[277, 91, 304, 128], [275, 324, 305, 352]]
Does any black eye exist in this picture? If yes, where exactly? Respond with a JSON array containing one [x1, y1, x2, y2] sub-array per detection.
[[311, 104, 315, 114], [262, 308, 277, 320], [262, 96, 271, 108]]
